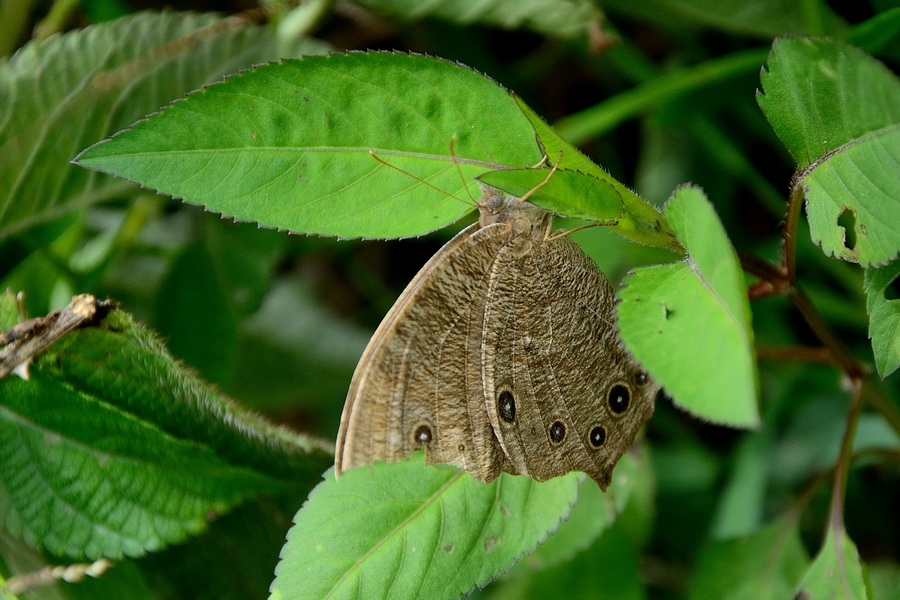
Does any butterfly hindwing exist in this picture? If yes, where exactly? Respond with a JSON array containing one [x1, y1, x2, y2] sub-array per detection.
[[482, 233, 656, 489]]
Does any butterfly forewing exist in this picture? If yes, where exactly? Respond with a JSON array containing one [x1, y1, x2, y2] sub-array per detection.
[[336, 223, 511, 481]]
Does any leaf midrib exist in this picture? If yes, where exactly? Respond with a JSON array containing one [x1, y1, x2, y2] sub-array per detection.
[[79, 145, 513, 170]]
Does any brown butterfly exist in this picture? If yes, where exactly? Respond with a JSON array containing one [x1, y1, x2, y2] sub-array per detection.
[[335, 184, 656, 489]]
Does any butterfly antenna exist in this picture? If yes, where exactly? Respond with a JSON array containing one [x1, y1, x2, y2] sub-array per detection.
[[546, 222, 608, 242], [530, 155, 550, 169], [368, 151, 473, 208], [517, 159, 559, 205], [448, 135, 478, 206]]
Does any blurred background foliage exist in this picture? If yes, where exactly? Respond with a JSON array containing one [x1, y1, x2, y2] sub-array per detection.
[[0, 0, 897, 599]]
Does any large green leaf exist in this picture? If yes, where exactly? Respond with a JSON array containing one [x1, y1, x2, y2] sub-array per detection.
[[0, 11, 327, 241], [864, 261, 900, 378], [794, 527, 869, 599], [0, 292, 331, 560], [758, 38, 900, 266], [689, 517, 809, 600], [351, 0, 602, 39], [76, 52, 544, 239], [271, 456, 580, 600], [618, 186, 759, 427]]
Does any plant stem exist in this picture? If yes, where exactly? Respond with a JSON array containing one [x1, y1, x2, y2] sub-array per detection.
[[756, 345, 835, 365], [782, 181, 806, 286], [787, 286, 864, 379], [739, 251, 787, 291], [801, 0, 830, 37], [829, 378, 864, 530], [747, 172, 864, 377]]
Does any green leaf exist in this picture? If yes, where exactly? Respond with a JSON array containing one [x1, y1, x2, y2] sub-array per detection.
[[514, 97, 680, 251], [864, 261, 900, 378], [0, 11, 327, 242], [794, 527, 869, 600], [844, 8, 900, 55], [513, 97, 604, 176], [476, 167, 624, 223], [758, 38, 900, 266], [270, 455, 580, 600], [75, 52, 544, 239], [865, 561, 900, 600], [0, 293, 17, 329], [0, 297, 332, 559], [600, 0, 846, 38], [618, 186, 759, 427], [349, 0, 603, 39], [689, 517, 809, 600]]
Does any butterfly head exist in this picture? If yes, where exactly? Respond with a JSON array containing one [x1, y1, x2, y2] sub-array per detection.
[[477, 184, 551, 235]]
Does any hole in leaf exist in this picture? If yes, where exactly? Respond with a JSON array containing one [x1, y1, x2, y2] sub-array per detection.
[[837, 208, 857, 251], [885, 275, 900, 301]]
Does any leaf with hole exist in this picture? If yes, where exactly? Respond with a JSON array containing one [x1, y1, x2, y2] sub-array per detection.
[[617, 185, 759, 427], [864, 261, 900, 378], [758, 37, 900, 266]]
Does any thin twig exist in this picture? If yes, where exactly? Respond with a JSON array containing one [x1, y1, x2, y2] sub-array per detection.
[[0, 295, 113, 379], [787, 287, 865, 380], [7, 559, 114, 594]]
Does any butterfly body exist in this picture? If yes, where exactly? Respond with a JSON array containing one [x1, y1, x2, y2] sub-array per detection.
[[335, 187, 656, 489]]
